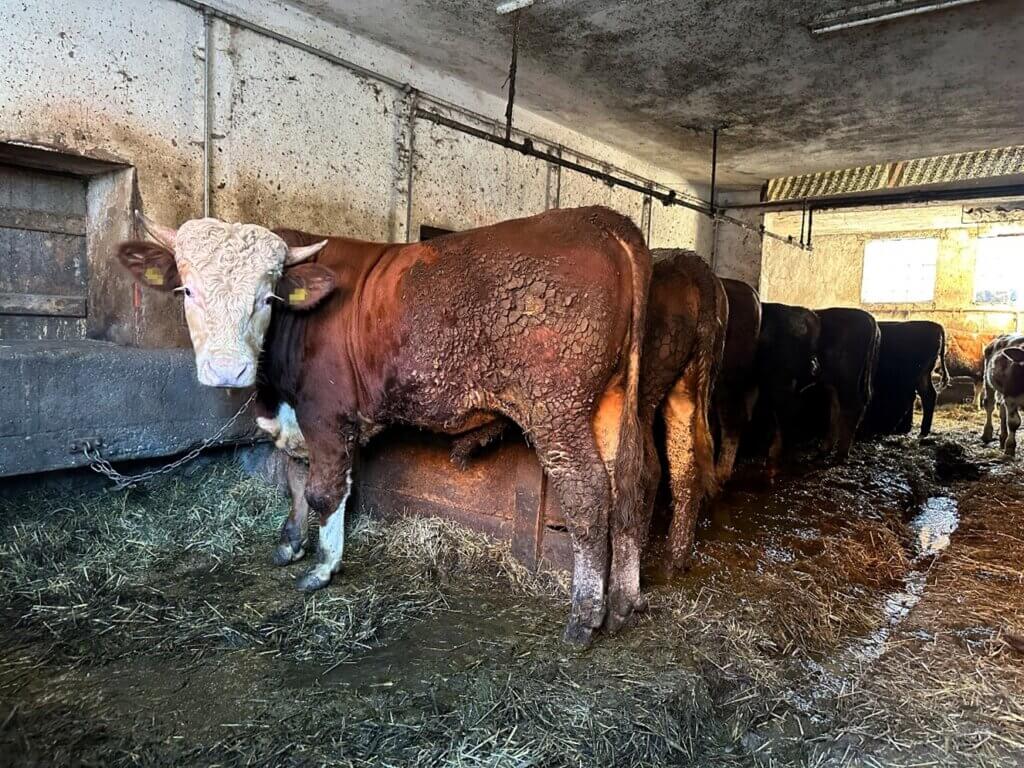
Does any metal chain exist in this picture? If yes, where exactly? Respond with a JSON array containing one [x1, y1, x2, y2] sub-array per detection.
[[83, 392, 258, 490]]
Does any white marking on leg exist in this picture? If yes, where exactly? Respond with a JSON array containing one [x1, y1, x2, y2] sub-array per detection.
[[308, 471, 352, 582], [276, 403, 308, 458]]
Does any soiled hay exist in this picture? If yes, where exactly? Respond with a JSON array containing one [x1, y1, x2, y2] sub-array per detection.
[[360, 515, 569, 597], [3, 411, 1024, 767]]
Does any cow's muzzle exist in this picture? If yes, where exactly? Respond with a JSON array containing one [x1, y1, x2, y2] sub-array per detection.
[[199, 356, 256, 388]]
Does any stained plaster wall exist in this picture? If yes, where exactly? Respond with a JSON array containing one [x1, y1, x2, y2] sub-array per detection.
[[1, 0, 760, 352]]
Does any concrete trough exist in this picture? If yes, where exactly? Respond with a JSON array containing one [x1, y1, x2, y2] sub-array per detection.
[[0, 340, 257, 477]]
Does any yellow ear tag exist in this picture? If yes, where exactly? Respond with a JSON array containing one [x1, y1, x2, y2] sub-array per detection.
[[289, 287, 308, 304], [144, 267, 164, 286]]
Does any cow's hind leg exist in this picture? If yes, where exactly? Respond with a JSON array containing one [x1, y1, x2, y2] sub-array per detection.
[[820, 386, 841, 457], [594, 384, 649, 634], [533, 424, 612, 646], [833, 382, 867, 462], [918, 372, 937, 437], [272, 456, 311, 566], [715, 390, 750, 487], [663, 372, 703, 572]]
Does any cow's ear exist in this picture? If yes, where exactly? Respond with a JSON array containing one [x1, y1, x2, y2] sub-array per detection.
[[116, 241, 181, 292], [277, 263, 336, 310]]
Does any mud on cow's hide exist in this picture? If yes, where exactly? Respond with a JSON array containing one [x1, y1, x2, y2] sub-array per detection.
[[452, 249, 729, 574], [643, 250, 728, 572], [117, 206, 651, 645]]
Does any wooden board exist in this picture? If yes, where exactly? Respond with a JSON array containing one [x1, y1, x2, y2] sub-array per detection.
[[355, 426, 573, 572], [0, 163, 88, 340]]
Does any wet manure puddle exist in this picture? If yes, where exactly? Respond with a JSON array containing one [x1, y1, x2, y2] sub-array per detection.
[[1, 409, 1023, 766]]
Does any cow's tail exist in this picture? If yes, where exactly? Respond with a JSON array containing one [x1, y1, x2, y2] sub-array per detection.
[[609, 220, 652, 538], [937, 325, 951, 390], [693, 274, 728, 499], [861, 322, 882, 407]]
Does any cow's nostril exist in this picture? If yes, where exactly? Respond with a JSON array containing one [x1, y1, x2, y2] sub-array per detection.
[[203, 356, 254, 387]]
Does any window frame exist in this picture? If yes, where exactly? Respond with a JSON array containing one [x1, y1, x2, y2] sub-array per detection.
[[972, 234, 1024, 309], [859, 236, 939, 306]]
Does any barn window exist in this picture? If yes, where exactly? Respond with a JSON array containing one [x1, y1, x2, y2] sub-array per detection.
[[973, 235, 1024, 307], [860, 237, 938, 304]]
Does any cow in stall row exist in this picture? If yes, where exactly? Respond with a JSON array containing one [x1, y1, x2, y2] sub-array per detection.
[[982, 334, 1024, 458], [120, 206, 656, 644], [115, 205, 973, 644]]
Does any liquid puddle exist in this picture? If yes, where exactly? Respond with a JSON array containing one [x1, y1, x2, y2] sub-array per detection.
[[852, 496, 959, 663]]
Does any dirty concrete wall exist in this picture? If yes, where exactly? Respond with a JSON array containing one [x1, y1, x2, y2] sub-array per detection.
[[714, 192, 764, 287], [1, 0, 718, 351], [761, 205, 1024, 335]]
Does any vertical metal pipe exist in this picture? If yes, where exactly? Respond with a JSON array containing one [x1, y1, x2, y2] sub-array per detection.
[[405, 89, 419, 243], [504, 11, 520, 142], [203, 10, 213, 218], [709, 127, 719, 215]]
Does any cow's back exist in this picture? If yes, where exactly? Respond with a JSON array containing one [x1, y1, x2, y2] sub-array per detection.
[[720, 279, 761, 383], [816, 308, 879, 390], [641, 250, 718, 410], [356, 206, 650, 426]]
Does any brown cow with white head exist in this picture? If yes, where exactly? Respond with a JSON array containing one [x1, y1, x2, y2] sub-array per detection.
[[118, 206, 651, 645]]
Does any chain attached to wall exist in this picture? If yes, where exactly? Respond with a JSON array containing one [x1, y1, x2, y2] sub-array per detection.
[[83, 393, 256, 490]]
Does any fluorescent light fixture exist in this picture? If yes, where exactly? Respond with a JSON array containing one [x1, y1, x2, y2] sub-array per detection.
[[497, 0, 535, 15], [810, 0, 986, 35]]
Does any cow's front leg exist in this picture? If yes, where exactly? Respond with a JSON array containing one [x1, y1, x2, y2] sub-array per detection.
[[272, 456, 310, 566], [296, 433, 355, 593], [982, 382, 996, 442], [999, 401, 1008, 451], [1005, 404, 1021, 458]]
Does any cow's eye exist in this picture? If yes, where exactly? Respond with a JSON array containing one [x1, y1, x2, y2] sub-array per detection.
[[183, 287, 193, 298]]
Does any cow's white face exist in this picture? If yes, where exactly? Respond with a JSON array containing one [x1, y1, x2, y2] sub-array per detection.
[[175, 220, 288, 386], [117, 213, 330, 388]]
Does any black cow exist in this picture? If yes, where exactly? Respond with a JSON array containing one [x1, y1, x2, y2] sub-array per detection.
[[711, 279, 762, 486], [810, 308, 881, 461], [747, 303, 821, 474], [862, 321, 949, 438]]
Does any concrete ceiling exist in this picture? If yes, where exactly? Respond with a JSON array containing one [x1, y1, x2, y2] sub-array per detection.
[[283, 0, 1024, 188]]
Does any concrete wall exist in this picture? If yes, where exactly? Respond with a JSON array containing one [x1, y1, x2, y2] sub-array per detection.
[[0, 0, 768, 477], [761, 204, 1024, 334], [715, 192, 764, 287], [0, 0, 728, 351]]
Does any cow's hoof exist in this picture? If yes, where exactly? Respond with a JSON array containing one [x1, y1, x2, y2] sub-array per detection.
[[670, 552, 694, 574], [562, 621, 596, 647], [271, 542, 306, 567], [295, 567, 333, 593]]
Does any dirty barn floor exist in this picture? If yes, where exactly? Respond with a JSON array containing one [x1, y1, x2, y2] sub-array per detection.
[[1, 408, 1023, 767]]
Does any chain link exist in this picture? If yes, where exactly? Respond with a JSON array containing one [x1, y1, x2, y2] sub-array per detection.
[[83, 392, 258, 490]]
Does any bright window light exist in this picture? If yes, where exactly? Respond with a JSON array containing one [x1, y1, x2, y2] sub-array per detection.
[[974, 236, 1024, 307], [860, 238, 938, 304]]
